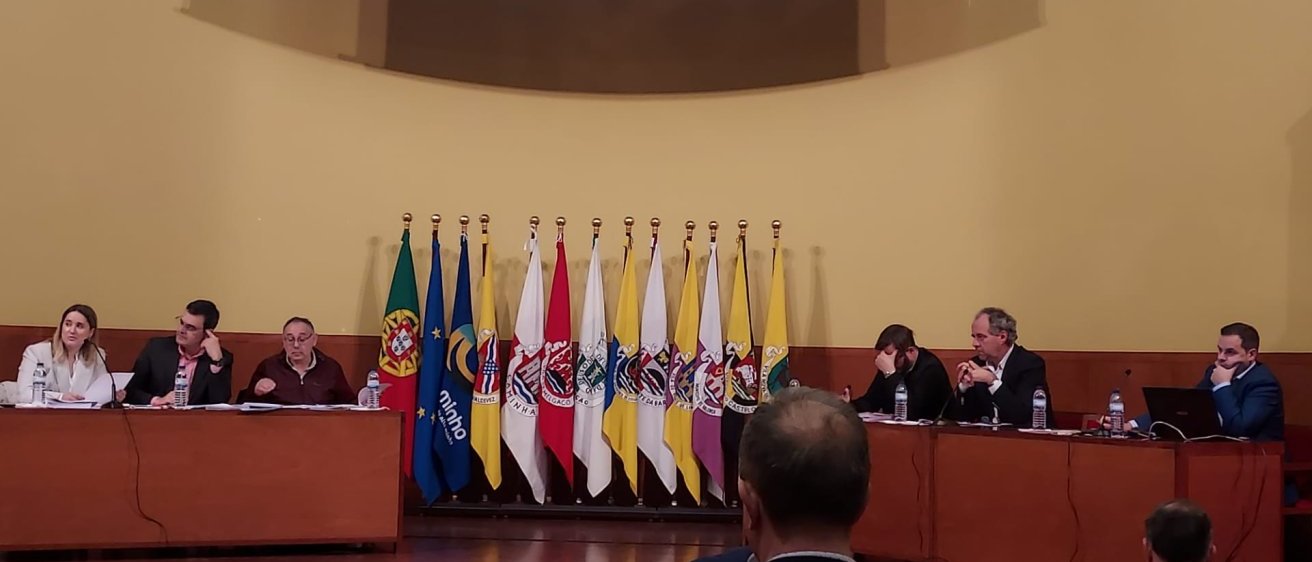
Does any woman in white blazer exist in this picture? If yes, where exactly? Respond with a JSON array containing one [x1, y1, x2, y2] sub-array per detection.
[[15, 304, 116, 405]]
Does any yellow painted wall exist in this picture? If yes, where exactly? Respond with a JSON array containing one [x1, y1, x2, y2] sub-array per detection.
[[2, 1, 1311, 351]]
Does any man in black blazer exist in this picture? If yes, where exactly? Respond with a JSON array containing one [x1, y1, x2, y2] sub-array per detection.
[[849, 324, 951, 421], [124, 299, 233, 406], [693, 387, 869, 562], [953, 307, 1051, 425]]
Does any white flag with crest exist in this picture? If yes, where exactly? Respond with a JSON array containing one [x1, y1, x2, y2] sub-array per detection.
[[573, 234, 611, 497], [638, 232, 677, 493], [502, 226, 548, 503]]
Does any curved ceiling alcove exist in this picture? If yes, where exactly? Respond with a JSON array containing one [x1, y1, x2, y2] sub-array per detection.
[[183, 0, 1044, 94]]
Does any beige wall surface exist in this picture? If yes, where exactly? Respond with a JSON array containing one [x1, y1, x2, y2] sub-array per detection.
[[1, 1, 1310, 351]]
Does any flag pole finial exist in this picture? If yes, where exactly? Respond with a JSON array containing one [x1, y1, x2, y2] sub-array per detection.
[[459, 215, 470, 234], [556, 216, 567, 227], [556, 216, 566, 237], [479, 214, 490, 235], [738, 219, 748, 237], [431, 214, 441, 232], [624, 216, 635, 236], [709, 221, 719, 243], [772, 220, 781, 239], [530, 215, 540, 227], [592, 217, 602, 236], [685, 221, 695, 240], [650, 217, 661, 235], [402, 213, 413, 229]]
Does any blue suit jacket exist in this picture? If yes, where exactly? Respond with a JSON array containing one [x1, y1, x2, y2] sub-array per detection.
[[1133, 362, 1284, 441]]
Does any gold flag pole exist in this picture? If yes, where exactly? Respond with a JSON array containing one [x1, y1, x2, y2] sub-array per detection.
[[650, 217, 661, 255]]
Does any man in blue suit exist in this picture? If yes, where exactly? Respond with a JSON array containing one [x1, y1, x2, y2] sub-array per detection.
[[1128, 323, 1295, 507], [1129, 322, 1284, 441]]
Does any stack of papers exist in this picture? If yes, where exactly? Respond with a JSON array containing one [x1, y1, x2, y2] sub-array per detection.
[[1018, 428, 1080, 436], [859, 412, 892, 423], [876, 419, 925, 426], [15, 399, 98, 410]]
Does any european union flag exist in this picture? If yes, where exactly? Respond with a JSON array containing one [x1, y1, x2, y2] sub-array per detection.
[[413, 231, 448, 504]]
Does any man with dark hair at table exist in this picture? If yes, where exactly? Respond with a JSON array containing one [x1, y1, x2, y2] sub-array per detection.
[[953, 307, 1052, 425], [124, 299, 233, 406], [1128, 322, 1285, 441], [694, 387, 870, 562], [237, 317, 356, 405], [1144, 499, 1213, 562], [848, 324, 951, 421], [1126, 323, 1295, 505]]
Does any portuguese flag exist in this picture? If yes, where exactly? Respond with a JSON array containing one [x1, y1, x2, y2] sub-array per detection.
[[379, 226, 421, 476]]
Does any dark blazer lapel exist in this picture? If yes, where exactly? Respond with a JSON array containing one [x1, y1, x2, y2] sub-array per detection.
[[1001, 345, 1026, 390], [160, 340, 182, 397]]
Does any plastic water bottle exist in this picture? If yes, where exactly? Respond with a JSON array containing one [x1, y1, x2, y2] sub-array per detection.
[[1108, 388, 1125, 437], [365, 370, 381, 409], [1031, 387, 1048, 430], [32, 362, 49, 405], [893, 382, 909, 421], [173, 368, 189, 408]]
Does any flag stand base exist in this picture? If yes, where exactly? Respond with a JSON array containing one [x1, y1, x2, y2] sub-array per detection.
[[412, 503, 740, 523]]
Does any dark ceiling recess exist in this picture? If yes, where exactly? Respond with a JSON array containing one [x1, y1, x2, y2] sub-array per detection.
[[382, 0, 866, 94]]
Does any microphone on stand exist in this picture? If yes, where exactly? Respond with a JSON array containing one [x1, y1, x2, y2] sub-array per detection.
[[933, 356, 985, 425], [95, 344, 124, 409]]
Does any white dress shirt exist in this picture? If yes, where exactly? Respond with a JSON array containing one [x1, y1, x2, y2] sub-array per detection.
[[959, 344, 1015, 395]]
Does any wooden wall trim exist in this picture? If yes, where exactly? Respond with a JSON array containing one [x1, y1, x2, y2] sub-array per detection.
[[4, 325, 1310, 425]]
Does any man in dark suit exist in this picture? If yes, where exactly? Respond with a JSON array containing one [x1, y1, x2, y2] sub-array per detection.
[[693, 387, 869, 562], [124, 299, 233, 406], [848, 324, 950, 421], [1129, 322, 1284, 441], [952, 307, 1051, 425]]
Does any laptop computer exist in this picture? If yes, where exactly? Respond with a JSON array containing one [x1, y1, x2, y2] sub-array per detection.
[[1141, 387, 1224, 440]]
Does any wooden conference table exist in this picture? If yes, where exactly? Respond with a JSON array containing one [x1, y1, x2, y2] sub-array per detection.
[[0, 408, 402, 551], [853, 422, 1284, 562]]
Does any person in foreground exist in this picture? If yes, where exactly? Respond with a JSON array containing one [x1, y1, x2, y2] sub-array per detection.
[[15, 304, 120, 405], [847, 324, 951, 421], [1144, 499, 1213, 562], [694, 387, 869, 562], [124, 300, 233, 406], [1128, 322, 1284, 441], [953, 307, 1051, 425], [237, 317, 355, 405]]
